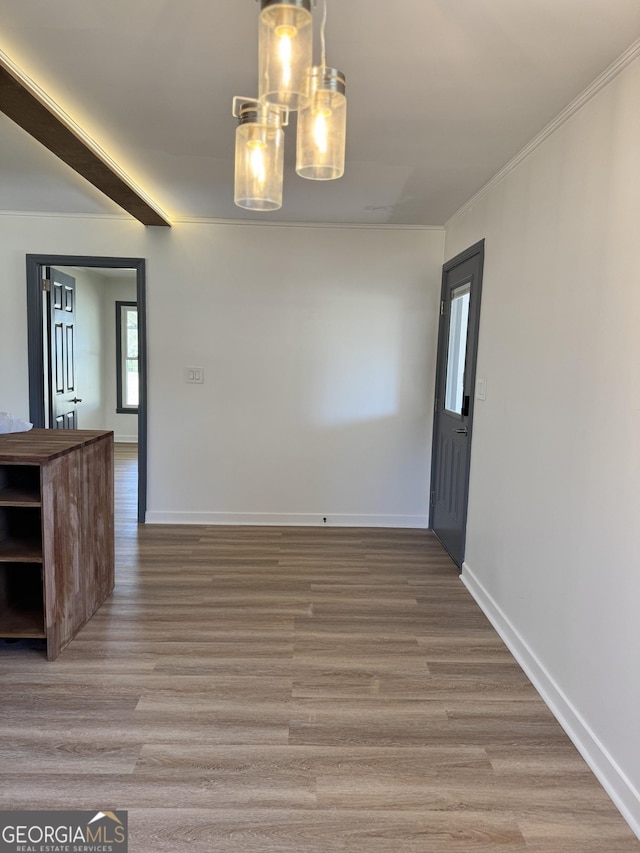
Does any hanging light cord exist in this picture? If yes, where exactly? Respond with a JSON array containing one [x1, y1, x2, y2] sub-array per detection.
[[320, 0, 328, 68]]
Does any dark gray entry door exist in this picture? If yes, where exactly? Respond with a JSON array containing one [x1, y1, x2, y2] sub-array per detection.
[[430, 241, 484, 567], [47, 267, 79, 429]]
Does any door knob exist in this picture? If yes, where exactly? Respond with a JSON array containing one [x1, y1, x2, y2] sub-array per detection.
[[454, 427, 468, 435], [70, 397, 83, 404]]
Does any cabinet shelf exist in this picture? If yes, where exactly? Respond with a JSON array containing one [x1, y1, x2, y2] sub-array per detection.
[[0, 487, 41, 507], [0, 562, 45, 638], [0, 539, 43, 562], [0, 504, 42, 562], [0, 466, 40, 507], [0, 603, 45, 638]]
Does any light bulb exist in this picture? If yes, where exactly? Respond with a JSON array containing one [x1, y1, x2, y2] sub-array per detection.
[[276, 28, 293, 86], [313, 108, 330, 154], [248, 140, 267, 185]]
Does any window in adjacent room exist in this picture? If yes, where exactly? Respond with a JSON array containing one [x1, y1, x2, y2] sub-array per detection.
[[116, 301, 139, 413]]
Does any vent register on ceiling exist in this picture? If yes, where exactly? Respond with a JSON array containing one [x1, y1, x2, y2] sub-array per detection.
[[233, 0, 346, 211]]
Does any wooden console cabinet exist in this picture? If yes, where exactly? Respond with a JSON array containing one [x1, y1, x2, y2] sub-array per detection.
[[0, 429, 114, 660]]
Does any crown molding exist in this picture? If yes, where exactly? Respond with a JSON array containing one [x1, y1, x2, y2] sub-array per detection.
[[447, 38, 640, 225], [171, 215, 445, 231], [0, 208, 445, 231], [0, 209, 133, 222]]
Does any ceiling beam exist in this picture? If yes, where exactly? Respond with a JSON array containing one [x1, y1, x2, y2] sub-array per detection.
[[0, 55, 170, 227]]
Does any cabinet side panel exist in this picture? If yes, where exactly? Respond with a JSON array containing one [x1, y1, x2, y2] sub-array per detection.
[[0, 567, 7, 613], [41, 453, 81, 659], [82, 434, 115, 616]]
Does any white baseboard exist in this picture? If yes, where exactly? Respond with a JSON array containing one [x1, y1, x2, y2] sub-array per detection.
[[145, 511, 428, 528], [114, 435, 138, 443], [461, 561, 640, 840]]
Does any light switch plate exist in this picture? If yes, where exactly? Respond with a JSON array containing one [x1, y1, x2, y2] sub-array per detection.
[[476, 377, 486, 400], [186, 366, 204, 384]]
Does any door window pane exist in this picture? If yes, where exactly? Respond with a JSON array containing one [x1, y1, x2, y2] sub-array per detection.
[[444, 282, 470, 414]]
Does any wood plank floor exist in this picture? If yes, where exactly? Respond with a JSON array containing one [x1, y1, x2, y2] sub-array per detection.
[[0, 443, 638, 851]]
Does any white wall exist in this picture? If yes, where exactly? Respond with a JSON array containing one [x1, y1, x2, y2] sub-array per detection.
[[0, 217, 444, 526], [58, 266, 105, 430], [102, 275, 138, 442], [445, 55, 640, 835]]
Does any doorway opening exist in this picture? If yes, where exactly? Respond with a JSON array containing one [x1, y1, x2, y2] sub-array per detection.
[[26, 254, 148, 524]]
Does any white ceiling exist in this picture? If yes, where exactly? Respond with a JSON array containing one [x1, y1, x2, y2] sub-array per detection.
[[1, 0, 640, 226]]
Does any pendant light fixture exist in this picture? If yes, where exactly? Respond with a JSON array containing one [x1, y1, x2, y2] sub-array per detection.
[[258, 0, 313, 111], [232, 0, 346, 210], [296, 66, 346, 180], [233, 97, 289, 211], [296, 0, 346, 180]]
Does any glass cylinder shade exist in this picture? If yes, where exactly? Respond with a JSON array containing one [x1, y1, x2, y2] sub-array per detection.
[[259, 0, 313, 110], [296, 67, 346, 180], [233, 99, 287, 211]]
